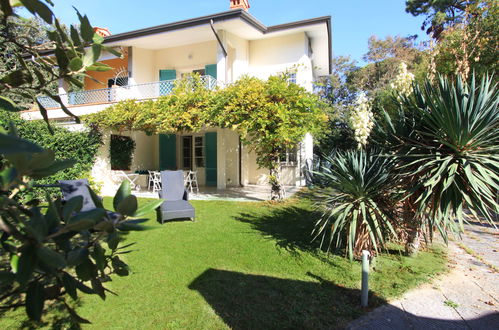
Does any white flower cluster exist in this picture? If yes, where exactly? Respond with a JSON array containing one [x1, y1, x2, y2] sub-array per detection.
[[350, 93, 374, 148], [390, 62, 415, 98]]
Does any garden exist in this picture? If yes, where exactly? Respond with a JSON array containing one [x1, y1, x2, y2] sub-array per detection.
[[0, 0, 497, 329], [0, 197, 447, 329]]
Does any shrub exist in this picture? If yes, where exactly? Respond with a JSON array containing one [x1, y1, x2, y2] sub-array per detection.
[[0, 112, 102, 198], [312, 149, 399, 259], [110, 135, 135, 170]]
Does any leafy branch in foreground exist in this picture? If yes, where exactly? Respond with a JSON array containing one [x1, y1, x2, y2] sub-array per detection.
[[0, 126, 162, 323]]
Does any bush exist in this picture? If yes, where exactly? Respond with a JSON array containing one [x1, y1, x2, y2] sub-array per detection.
[[110, 135, 135, 170], [0, 112, 102, 198]]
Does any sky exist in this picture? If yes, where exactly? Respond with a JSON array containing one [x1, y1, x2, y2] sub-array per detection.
[[49, 0, 429, 66]]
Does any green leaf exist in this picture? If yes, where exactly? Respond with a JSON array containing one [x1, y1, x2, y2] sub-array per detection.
[[92, 33, 104, 44], [62, 196, 84, 221], [88, 186, 104, 209], [0, 69, 32, 87], [20, 0, 53, 24], [0, 133, 43, 155], [36, 247, 66, 269], [30, 159, 76, 179], [66, 209, 106, 231], [76, 10, 94, 42], [117, 195, 138, 216], [75, 258, 96, 281], [113, 180, 131, 211], [67, 248, 88, 267], [107, 232, 119, 250], [16, 246, 37, 285], [75, 280, 94, 295], [133, 199, 164, 218], [91, 243, 106, 272], [70, 25, 82, 46], [26, 280, 45, 321], [69, 57, 83, 72], [0, 96, 18, 112], [83, 44, 102, 67], [29, 150, 55, 170], [0, 271, 15, 287], [61, 272, 78, 300]]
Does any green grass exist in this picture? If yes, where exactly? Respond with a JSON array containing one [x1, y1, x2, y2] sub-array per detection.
[[1, 198, 448, 329]]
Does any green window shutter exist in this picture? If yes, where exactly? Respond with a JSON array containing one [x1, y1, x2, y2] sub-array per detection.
[[159, 134, 176, 170], [205, 64, 217, 79], [205, 132, 217, 187], [159, 70, 176, 96]]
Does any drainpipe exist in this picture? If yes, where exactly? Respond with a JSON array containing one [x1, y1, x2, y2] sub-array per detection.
[[210, 19, 228, 57]]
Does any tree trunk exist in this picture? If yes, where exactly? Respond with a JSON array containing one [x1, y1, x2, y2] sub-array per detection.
[[405, 228, 421, 256], [269, 167, 284, 200]]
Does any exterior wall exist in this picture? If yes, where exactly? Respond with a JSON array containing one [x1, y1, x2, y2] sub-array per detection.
[[225, 32, 249, 83], [248, 32, 314, 91], [153, 41, 217, 77], [84, 53, 128, 90], [91, 130, 156, 196], [131, 47, 155, 84]]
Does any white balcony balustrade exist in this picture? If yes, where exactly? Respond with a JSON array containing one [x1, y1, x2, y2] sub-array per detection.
[[37, 75, 217, 109]]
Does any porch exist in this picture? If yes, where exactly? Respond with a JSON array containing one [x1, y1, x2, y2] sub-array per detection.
[[92, 128, 313, 197]]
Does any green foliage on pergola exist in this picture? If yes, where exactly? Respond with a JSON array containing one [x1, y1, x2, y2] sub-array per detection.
[[85, 74, 329, 198]]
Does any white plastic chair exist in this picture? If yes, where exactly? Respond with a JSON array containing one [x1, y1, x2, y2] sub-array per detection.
[[152, 171, 162, 194], [115, 171, 140, 191]]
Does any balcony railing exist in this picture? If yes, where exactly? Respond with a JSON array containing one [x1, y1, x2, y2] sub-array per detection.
[[37, 75, 217, 109]]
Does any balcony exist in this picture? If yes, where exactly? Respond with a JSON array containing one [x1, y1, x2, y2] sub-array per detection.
[[37, 75, 217, 109]]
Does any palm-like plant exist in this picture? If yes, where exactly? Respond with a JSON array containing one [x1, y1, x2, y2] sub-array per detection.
[[378, 74, 498, 253], [312, 149, 398, 260]]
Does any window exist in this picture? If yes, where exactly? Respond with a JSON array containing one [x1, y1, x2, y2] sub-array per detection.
[[288, 73, 297, 84], [182, 135, 205, 169], [194, 136, 204, 167], [110, 135, 135, 170], [279, 146, 298, 165], [182, 136, 193, 169]]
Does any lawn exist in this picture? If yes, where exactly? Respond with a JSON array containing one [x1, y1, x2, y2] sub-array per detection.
[[1, 197, 447, 329]]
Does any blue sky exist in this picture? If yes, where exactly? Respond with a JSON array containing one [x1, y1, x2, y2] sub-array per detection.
[[50, 0, 428, 65]]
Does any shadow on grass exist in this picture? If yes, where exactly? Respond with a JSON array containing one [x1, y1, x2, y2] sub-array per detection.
[[234, 203, 322, 254], [189, 268, 383, 329], [1, 299, 83, 330]]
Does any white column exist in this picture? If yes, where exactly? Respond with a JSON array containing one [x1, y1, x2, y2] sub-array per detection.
[[216, 128, 227, 190], [58, 78, 69, 105], [216, 30, 227, 86]]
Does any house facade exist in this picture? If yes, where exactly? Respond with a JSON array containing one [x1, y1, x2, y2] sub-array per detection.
[[22, 1, 331, 196]]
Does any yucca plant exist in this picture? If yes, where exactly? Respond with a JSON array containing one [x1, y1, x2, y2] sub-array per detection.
[[378, 74, 498, 253], [312, 149, 398, 260]]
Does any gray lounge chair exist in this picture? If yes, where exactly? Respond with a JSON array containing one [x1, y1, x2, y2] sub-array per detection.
[[59, 179, 98, 211], [157, 170, 195, 223], [59, 179, 120, 222]]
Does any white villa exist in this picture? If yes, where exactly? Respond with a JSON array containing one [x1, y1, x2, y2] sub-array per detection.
[[22, 0, 331, 196]]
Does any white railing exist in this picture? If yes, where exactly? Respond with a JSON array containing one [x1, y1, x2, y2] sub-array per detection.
[[37, 75, 217, 109]]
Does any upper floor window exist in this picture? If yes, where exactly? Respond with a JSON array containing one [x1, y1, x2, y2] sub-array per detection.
[[288, 73, 297, 84]]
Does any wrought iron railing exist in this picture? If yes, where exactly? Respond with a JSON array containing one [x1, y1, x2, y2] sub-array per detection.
[[37, 75, 217, 109]]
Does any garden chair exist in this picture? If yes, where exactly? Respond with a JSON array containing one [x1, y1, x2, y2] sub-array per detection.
[[157, 170, 195, 223], [58, 179, 120, 222], [114, 170, 140, 191]]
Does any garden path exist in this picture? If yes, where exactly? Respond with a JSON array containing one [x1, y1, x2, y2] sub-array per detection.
[[347, 222, 499, 330]]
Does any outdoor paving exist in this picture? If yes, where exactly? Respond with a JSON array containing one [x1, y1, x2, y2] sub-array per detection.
[[347, 222, 499, 330], [134, 184, 301, 201]]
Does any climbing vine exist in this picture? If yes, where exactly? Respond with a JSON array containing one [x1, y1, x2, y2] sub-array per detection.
[[85, 74, 329, 199]]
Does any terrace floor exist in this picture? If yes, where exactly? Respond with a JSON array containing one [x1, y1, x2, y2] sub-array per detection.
[[134, 184, 302, 201]]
